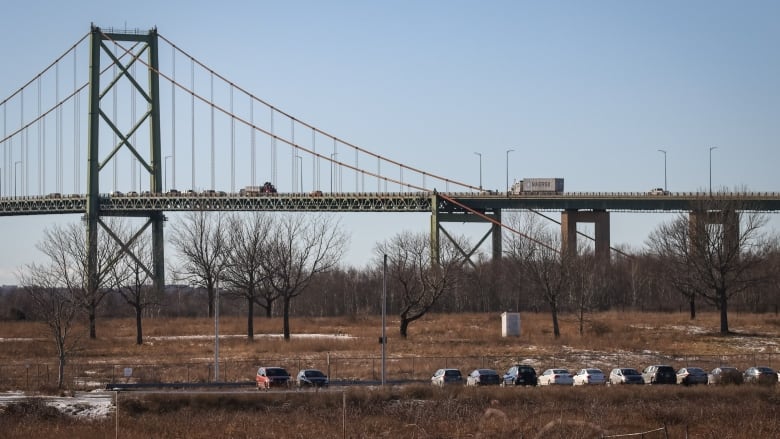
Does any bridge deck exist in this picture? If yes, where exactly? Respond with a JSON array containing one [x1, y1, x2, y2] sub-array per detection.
[[1, 192, 779, 216]]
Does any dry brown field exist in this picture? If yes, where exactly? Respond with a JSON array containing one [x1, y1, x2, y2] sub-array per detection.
[[1, 311, 780, 438]]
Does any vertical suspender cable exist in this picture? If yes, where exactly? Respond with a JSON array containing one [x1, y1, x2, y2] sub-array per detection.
[[230, 85, 234, 193], [74, 46, 80, 194], [21, 89, 26, 196], [171, 45, 176, 192], [250, 98, 255, 187], [3, 105, 6, 196], [38, 77, 42, 194], [312, 128, 317, 190], [210, 72, 215, 190], [132, 62, 137, 191], [191, 58, 195, 190], [55, 62, 61, 193], [113, 46, 118, 192], [291, 119, 295, 192], [333, 138, 339, 192], [377, 157, 380, 192], [270, 108, 275, 186], [354, 148, 358, 192]]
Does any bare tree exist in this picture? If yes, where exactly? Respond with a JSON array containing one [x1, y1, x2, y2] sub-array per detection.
[[111, 233, 158, 345], [18, 264, 81, 389], [504, 212, 574, 338], [260, 214, 346, 340], [376, 230, 465, 338], [36, 222, 123, 339], [222, 213, 275, 340], [647, 197, 771, 333], [169, 211, 227, 318]]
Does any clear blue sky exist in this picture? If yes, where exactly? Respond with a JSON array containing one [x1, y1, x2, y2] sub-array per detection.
[[0, 1, 778, 284]]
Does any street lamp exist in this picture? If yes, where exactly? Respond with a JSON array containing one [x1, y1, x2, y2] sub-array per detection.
[[164, 155, 172, 192], [709, 146, 718, 194], [657, 149, 667, 193], [14, 161, 21, 197], [506, 149, 515, 194], [474, 152, 482, 191]]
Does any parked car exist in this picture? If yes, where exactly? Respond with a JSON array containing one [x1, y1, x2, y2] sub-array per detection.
[[538, 368, 574, 386], [642, 365, 676, 385], [676, 367, 708, 385], [256, 366, 291, 389], [572, 368, 606, 386], [501, 364, 538, 387], [743, 366, 778, 385], [296, 369, 329, 388], [431, 368, 464, 386], [466, 369, 501, 386], [708, 367, 743, 385], [609, 368, 644, 385]]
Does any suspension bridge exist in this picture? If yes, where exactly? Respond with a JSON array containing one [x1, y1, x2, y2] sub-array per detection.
[[2, 26, 779, 291]]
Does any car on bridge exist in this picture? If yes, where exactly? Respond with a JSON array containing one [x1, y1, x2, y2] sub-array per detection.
[[648, 187, 669, 195]]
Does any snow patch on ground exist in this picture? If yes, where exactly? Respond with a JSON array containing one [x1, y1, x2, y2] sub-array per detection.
[[0, 390, 114, 418]]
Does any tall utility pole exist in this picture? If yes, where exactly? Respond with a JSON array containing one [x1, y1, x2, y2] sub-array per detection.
[[474, 152, 482, 191], [657, 149, 667, 192], [709, 146, 718, 194], [506, 148, 515, 193]]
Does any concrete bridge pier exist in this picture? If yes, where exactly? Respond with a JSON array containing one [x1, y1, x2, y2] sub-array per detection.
[[561, 209, 611, 259], [689, 210, 739, 252]]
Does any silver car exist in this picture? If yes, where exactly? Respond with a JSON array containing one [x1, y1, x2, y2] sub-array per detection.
[[538, 368, 574, 386], [609, 368, 644, 385], [431, 368, 463, 386], [573, 368, 606, 386]]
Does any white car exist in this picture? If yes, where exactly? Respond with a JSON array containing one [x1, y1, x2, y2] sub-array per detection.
[[573, 368, 606, 385], [538, 368, 573, 386]]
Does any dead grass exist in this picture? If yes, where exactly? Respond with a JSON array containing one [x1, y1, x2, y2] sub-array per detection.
[[1, 385, 779, 438], [1, 311, 780, 437]]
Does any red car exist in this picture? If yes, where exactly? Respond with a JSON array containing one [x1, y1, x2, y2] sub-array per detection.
[[255, 367, 291, 390]]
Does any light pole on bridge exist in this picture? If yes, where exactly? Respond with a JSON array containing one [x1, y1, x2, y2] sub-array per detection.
[[474, 152, 482, 191], [709, 146, 718, 194], [164, 155, 172, 192], [506, 148, 515, 194], [14, 161, 21, 197], [657, 149, 667, 193]]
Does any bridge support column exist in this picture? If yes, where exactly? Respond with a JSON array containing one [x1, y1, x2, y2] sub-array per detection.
[[430, 192, 502, 267], [689, 210, 739, 253], [561, 209, 610, 259]]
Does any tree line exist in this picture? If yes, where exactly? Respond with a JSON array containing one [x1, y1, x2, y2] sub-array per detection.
[[4, 197, 780, 387]]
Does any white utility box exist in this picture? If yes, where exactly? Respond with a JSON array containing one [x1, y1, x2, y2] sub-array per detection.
[[501, 312, 521, 337]]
